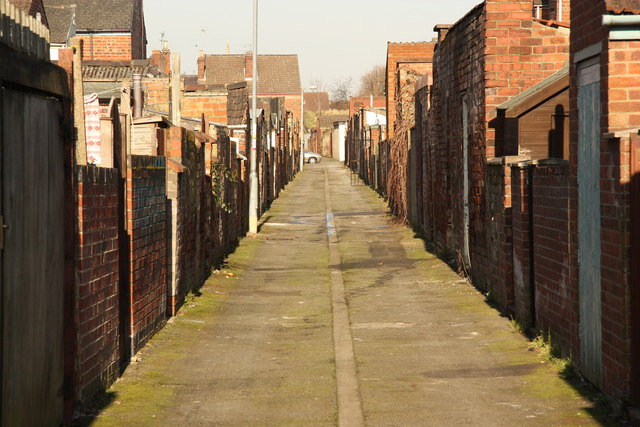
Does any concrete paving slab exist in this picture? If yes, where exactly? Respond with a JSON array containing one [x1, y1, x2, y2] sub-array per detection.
[[88, 159, 607, 426]]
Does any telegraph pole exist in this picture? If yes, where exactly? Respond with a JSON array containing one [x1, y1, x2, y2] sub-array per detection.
[[249, 0, 259, 234]]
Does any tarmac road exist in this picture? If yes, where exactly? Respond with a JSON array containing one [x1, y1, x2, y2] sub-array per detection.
[[91, 159, 605, 426]]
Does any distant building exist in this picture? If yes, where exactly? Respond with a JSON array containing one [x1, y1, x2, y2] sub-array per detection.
[[45, 0, 147, 61], [303, 91, 329, 113], [385, 41, 435, 139], [198, 51, 302, 124], [349, 96, 385, 117]]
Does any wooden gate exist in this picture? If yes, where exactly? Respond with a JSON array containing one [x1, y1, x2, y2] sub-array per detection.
[[577, 58, 602, 387], [1, 87, 66, 424]]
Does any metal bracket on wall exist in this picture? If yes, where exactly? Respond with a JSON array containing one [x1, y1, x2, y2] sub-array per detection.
[[0, 215, 8, 250]]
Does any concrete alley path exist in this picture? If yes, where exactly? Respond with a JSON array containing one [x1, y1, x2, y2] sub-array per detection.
[[93, 160, 602, 426]]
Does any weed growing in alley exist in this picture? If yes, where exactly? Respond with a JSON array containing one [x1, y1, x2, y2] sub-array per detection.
[[529, 331, 574, 380], [508, 317, 526, 335]]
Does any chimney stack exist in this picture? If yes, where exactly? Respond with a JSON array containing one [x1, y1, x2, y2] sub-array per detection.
[[198, 50, 205, 82], [245, 51, 253, 79], [161, 41, 171, 75], [434, 24, 452, 43]]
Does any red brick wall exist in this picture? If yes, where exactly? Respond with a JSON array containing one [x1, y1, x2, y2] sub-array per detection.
[[75, 165, 120, 400], [283, 94, 302, 126], [530, 162, 577, 356], [77, 34, 133, 61], [598, 39, 640, 404], [386, 42, 435, 139], [143, 77, 170, 115], [510, 161, 577, 351], [166, 127, 209, 315], [485, 1, 570, 157], [182, 94, 228, 124], [485, 162, 514, 309], [350, 96, 385, 116], [126, 156, 167, 354], [600, 134, 632, 400], [605, 41, 640, 133], [428, 3, 485, 265], [426, 0, 569, 291]]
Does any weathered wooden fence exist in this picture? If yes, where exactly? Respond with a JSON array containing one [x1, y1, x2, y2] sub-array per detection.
[[0, 13, 70, 425]]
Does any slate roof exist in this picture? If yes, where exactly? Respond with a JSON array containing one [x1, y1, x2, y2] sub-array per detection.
[[606, 0, 640, 14], [204, 54, 301, 95], [227, 84, 248, 126], [204, 55, 245, 85], [318, 114, 349, 129], [44, 0, 134, 31], [46, 5, 74, 43]]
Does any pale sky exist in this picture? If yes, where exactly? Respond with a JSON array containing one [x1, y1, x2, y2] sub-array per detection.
[[145, 1, 482, 93]]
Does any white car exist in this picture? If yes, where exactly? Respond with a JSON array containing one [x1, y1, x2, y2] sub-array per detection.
[[304, 151, 322, 164]]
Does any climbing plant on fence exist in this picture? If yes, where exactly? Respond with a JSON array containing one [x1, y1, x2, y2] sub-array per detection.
[[211, 161, 237, 213]]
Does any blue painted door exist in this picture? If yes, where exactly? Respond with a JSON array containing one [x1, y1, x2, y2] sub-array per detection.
[[577, 59, 602, 387]]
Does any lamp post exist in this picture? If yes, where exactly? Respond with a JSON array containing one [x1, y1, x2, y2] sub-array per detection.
[[249, 0, 259, 234], [301, 84, 318, 170]]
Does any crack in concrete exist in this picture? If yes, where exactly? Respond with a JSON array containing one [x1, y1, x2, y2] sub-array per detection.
[[324, 167, 365, 427]]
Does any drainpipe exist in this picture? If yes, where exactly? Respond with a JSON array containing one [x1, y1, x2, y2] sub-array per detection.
[[557, 0, 562, 22], [603, 15, 640, 26], [602, 15, 640, 40], [133, 73, 142, 118]]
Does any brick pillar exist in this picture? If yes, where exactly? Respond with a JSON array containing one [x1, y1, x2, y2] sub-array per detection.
[[511, 163, 533, 328], [168, 126, 184, 157], [197, 51, 205, 82]]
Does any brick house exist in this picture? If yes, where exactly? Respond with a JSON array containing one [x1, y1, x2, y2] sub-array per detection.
[[349, 95, 385, 116], [45, 0, 147, 61], [568, 0, 640, 412], [198, 51, 302, 125]]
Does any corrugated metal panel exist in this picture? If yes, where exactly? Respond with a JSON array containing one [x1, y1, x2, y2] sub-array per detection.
[[577, 59, 602, 387], [82, 64, 158, 80]]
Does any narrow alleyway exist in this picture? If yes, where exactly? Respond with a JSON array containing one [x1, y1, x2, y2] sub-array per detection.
[[91, 160, 603, 426]]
